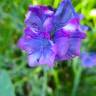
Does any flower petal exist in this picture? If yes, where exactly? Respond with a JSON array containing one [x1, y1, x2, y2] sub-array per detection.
[[29, 5, 54, 20], [53, 0, 78, 30], [43, 17, 53, 33], [68, 38, 82, 55], [55, 37, 69, 61], [24, 27, 39, 40], [25, 10, 42, 33], [39, 48, 56, 67], [28, 51, 41, 67], [18, 37, 43, 54], [80, 52, 96, 68], [62, 18, 79, 31]]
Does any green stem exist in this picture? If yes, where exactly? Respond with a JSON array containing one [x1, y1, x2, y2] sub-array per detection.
[[42, 69, 47, 96], [71, 66, 82, 96]]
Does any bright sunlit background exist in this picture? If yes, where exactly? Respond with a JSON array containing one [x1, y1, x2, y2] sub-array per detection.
[[0, 0, 96, 96]]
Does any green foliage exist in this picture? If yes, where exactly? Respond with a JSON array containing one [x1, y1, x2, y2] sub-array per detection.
[[32, 0, 61, 7], [0, 70, 15, 96], [0, 0, 96, 96]]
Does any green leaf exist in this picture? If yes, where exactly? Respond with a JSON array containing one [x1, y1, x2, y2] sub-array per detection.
[[0, 70, 15, 96], [53, 0, 61, 8]]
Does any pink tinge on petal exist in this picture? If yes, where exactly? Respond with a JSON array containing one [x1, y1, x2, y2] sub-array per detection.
[[43, 32, 51, 39], [63, 18, 80, 32], [39, 32, 50, 39], [28, 5, 54, 17], [69, 18, 80, 25]]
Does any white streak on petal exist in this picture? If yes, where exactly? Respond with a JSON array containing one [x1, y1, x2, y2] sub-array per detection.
[[28, 52, 41, 67], [25, 11, 31, 21], [63, 24, 76, 31]]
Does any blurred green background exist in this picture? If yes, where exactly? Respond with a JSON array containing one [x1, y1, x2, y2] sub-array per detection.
[[0, 0, 96, 96]]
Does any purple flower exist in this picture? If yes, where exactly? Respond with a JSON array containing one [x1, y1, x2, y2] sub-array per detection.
[[18, 0, 87, 67], [54, 16, 86, 61], [80, 52, 96, 68], [53, 0, 86, 61], [18, 5, 56, 67]]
